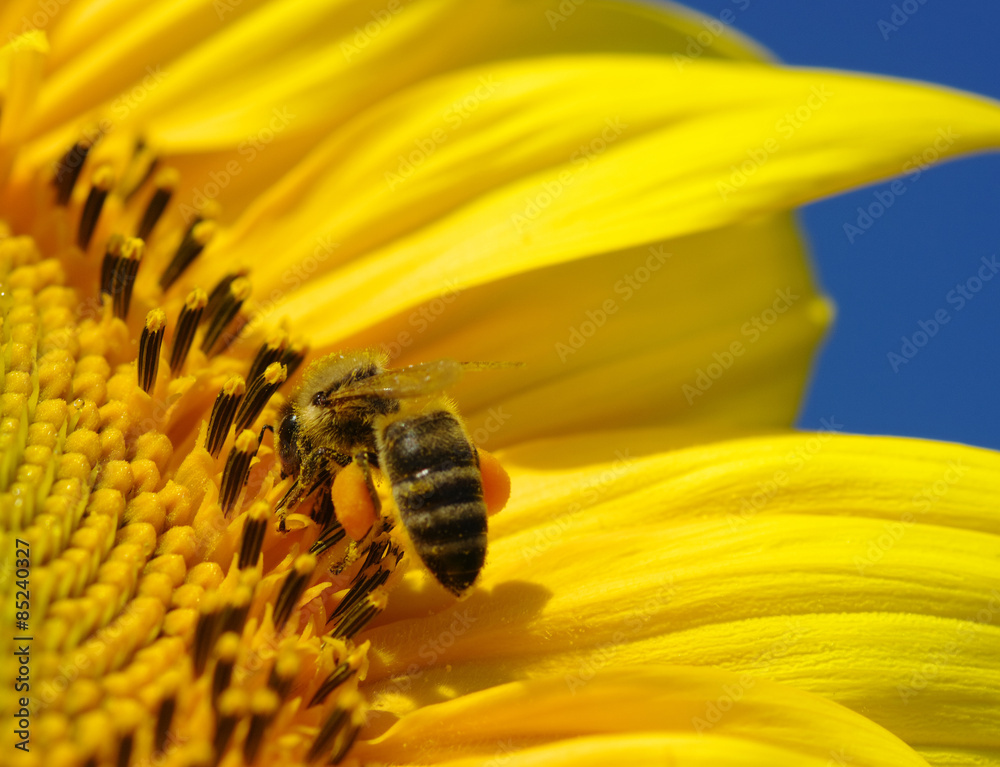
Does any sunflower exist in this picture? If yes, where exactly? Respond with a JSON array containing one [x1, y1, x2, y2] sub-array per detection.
[[2, 2, 1000, 766]]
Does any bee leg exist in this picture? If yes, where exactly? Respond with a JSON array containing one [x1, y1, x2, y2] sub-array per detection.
[[352, 450, 382, 516], [276, 448, 342, 530]]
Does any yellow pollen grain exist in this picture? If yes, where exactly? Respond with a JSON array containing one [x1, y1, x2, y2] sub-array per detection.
[[145, 553, 189, 587], [185, 286, 209, 310], [126, 492, 166, 533], [231, 276, 252, 302], [273, 648, 302, 681], [135, 431, 174, 472], [64, 678, 103, 716], [154, 166, 181, 192], [90, 164, 115, 191], [159, 480, 195, 527], [99, 425, 127, 461], [63, 428, 102, 468], [191, 219, 217, 246], [131, 458, 161, 494], [218, 688, 249, 718], [251, 687, 280, 716], [215, 631, 241, 662], [264, 361, 287, 385], [120, 236, 145, 261], [114, 520, 158, 556], [186, 561, 225, 591], [98, 459, 133, 494], [34, 397, 68, 427], [145, 307, 167, 332], [162, 606, 199, 640], [72, 368, 110, 407], [87, 487, 126, 524], [103, 560, 142, 596], [28, 419, 59, 450]]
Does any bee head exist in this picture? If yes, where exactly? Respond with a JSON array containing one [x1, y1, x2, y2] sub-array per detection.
[[275, 404, 301, 478]]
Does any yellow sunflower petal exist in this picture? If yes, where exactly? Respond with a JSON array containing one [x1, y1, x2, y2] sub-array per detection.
[[362, 432, 1000, 761], [358, 667, 930, 767], [349, 217, 827, 445], [199, 56, 1000, 346]]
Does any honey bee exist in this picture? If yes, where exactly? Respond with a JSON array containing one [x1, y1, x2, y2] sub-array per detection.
[[273, 350, 519, 595]]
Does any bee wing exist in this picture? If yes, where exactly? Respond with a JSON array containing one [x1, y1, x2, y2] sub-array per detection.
[[327, 360, 523, 402]]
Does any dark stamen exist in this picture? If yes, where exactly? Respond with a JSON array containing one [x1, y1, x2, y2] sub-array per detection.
[[220, 429, 259, 515], [309, 518, 346, 557], [246, 330, 289, 385], [77, 165, 114, 250], [116, 734, 134, 767], [307, 702, 363, 765], [136, 167, 179, 241], [138, 309, 166, 394], [328, 568, 391, 625], [154, 695, 176, 753], [206, 375, 245, 458], [213, 690, 245, 764], [219, 585, 253, 636], [238, 501, 270, 569], [243, 690, 279, 765], [100, 234, 124, 297], [267, 650, 301, 703], [193, 599, 222, 676], [120, 139, 158, 202], [211, 633, 240, 704], [201, 275, 251, 355], [308, 662, 355, 708], [233, 362, 286, 434], [102, 237, 144, 320], [311, 489, 334, 527], [159, 219, 216, 291], [204, 271, 245, 321], [54, 139, 93, 206], [329, 593, 385, 641], [273, 554, 315, 632], [170, 288, 207, 375]]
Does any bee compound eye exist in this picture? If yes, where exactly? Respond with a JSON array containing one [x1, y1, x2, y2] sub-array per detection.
[[276, 408, 301, 477]]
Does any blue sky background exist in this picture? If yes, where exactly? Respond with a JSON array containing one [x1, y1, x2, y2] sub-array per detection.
[[675, 0, 1000, 451]]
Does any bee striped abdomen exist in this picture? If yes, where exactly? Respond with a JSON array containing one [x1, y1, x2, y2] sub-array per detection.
[[381, 410, 487, 595]]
